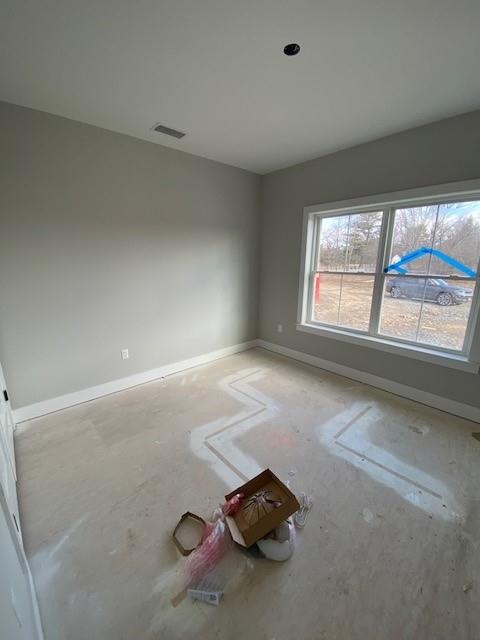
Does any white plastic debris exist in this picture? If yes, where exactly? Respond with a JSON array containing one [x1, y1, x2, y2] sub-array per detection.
[[257, 519, 295, 562], [362, 508, 374, 523], [188, 577, 224, 606], [188, 587, 223, 606], [294, 492, 313, 528]]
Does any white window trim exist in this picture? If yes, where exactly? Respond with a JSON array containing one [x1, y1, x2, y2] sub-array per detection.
[[297, 178, 480, 373]]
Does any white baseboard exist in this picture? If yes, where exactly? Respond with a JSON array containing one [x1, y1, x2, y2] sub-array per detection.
[[13, 340, 256, 424], [257, 339, 480, 423], [13, 338, 480, 425]]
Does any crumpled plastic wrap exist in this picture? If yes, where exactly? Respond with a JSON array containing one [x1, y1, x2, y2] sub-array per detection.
[[184, 494, 243, 586]]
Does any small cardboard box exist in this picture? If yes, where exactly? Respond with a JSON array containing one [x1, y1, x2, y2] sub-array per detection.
[[224, 469, 300, 547]]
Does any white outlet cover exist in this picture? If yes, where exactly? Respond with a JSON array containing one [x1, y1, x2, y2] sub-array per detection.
[[277, 324, 283, 333], [121, 349, 129, 360]]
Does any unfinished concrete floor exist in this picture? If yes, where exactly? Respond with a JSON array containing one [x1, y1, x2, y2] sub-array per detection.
[[16, 348, 480, 639]]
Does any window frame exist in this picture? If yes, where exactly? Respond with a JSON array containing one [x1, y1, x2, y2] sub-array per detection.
[[297, 179, 480, 373]]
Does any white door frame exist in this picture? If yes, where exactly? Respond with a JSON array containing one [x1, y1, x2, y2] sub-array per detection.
[[0, 361, 44, 639], [0, 486, 44, 640], [0, 362, 16, 478]]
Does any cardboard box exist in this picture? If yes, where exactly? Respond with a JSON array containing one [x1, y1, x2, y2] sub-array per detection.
[[172, 512, 205, 556], [225, 469, 300, 547]]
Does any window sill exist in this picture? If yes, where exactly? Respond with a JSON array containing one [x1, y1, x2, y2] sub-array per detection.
[[296, 323, 479, 373]]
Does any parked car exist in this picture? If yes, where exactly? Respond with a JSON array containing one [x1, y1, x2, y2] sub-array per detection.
[[385, 277, 473, 306]]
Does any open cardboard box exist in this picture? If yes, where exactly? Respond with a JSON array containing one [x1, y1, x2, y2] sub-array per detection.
[[225, 469, 300, 547]]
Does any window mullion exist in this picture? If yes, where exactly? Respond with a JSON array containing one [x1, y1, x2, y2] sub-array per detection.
[[369, 208, 394, 335]]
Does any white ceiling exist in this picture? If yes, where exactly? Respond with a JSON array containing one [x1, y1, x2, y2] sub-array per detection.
[[1, 1, 480, 174]]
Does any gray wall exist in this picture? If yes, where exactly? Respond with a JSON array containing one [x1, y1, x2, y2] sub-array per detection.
[[3, 102, 480, 411], [259, 110, 480, 408], [0, 102, 259, 408]]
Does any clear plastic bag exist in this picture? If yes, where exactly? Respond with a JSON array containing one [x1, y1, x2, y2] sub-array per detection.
[[183, 495, 243, 586], [184, 518, 232, 586]]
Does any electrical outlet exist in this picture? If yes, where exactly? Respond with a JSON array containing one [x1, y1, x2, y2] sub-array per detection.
[[277, 323, 283, 333], [121, 348, 129, 360]]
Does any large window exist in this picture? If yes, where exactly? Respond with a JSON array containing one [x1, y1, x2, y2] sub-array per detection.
[[298, 183, 480, 367]]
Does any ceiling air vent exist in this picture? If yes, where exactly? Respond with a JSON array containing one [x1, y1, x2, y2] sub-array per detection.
[[152, 123, 186, 139]]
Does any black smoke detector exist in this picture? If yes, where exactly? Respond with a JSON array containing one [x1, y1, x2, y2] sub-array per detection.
[[283, 43, 300, 56]]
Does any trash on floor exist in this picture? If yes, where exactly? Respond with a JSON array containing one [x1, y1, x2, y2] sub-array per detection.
[[183, 494, 241, 586], [172, 468, 309, 604], [224, 468, 300, 547], [257, 517, 296, 561], [294, 492, 314, 528], [172, 511, 206, 556], [187, 576, 224, 605]]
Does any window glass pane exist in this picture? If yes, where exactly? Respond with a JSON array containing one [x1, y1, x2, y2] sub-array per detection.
[[312, 274, 374, 332], [387, 201, 480, 277], [381, 200, 480, 351], [380, 275, 475, 351], [417, 278, 474, 350], [312, 273, 341, 326], [317, 211, 383, 272], [380, 276, 422, 342], [430, 202, 480, 275], [388, 207, 435, 274]]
